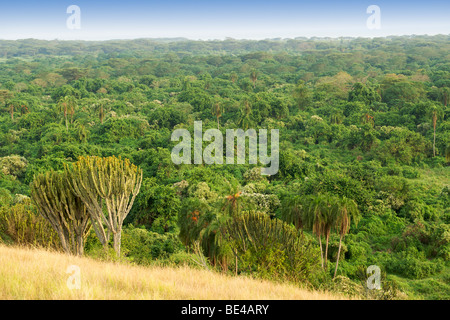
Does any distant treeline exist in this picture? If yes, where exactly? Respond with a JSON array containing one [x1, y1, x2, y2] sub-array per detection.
[[0, 34, 449, 58]]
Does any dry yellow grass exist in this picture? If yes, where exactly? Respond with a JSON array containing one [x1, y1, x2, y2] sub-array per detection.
[[0, 244, 346, 300]]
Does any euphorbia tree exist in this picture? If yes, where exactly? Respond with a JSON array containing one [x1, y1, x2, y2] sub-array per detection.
[[65, 156, 143, 257], [31, 170, 91, 256]]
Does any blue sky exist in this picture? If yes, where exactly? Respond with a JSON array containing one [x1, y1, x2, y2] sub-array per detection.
[[0, 0, 449, 40]]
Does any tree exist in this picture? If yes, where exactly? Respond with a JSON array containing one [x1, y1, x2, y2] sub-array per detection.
[[283, 194, 338, 270], [74, 120, 89, 143], [250, 69, 258, 88], [6, 98, 27, 122], [222, 187, 244, 216], [132, 177, 181, 232], [65, 156, 143, 257], [348, 82, 380, 105], [238, 99, 253, 130], [428, 104, 444, 157], [329, 108, 344, 124], [31, 170, 91, 256], [300, 195, 326, 269], [225, 211, 320, 282], [0, 89, 13, 106], [58, 95, 76, 130], [211, 97, 223, 130], [333, 196, 360, 278], [361, 113, 375, 126], [94, 98, 111, 124], [293, 81, 312, 110], [446, 143, 450, 164], [439, 87, 449, 106], [9, 103, 14, 122], [230, 72, 238, 84]]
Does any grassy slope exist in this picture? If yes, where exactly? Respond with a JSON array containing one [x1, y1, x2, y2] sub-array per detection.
[[0, 244, 345, 300]]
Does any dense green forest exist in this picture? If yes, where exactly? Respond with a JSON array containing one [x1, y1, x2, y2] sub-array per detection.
[[0, 35, 449, 300]]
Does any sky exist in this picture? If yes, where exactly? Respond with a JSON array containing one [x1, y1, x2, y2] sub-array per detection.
[[0, 0, 449, 40]]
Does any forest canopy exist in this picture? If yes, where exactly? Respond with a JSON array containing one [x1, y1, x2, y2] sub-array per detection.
[[0, 35, 449, 300]]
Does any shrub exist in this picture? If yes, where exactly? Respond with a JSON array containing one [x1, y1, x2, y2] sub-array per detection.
[[0, 202, 61, 250], [225, 212, 320, 284], [386, 248, 444, 279], [120, 225, 184, 265], [402, 166, 420, 179], [0, 155, 28, 178]]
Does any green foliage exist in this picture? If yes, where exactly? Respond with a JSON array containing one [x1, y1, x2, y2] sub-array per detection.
[[0, 35, 449, 299], [225, 211, 321, 284], [0, 201, 61, 249], [31, 169, 91, 255], [119, 225, 184, 265], [0, 155, 28, 178], [130, 177, 181, 232], [386, 248, 445, 279]]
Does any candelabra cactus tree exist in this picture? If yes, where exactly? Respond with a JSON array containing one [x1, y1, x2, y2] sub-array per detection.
[[65, 156, 143, 257], [31, 170, 91, 256]]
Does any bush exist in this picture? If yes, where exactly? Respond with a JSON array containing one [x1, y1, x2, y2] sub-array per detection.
[[0, 155, 28, 178], [402, 167, 420, 179], [225, 212, 321, 284], [386, 248, 444, 279], [120, 225, 184, 265], [0, 202, 61, 250]]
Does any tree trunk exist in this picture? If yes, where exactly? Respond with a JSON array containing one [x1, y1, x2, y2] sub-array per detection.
[[234, 249, 238, 276], [324, 231, 330, 269], [91, 218, 109, 251], [433, 126, 436, 157], [318, 235, 324, 269], [334, 234, 344, 279], [57, 230, 71, 255], [113, 231, 122, 257], [76, 234, 84, 256]]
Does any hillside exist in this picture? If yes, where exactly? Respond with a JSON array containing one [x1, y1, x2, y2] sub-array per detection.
[[0, 245, 344, 300], [0, 35, 449, 300]]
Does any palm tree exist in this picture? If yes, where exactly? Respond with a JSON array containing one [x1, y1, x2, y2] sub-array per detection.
[[333, 197, 360, 278], [221, 186, 243, 217], [283, 193, 362, 272], [321, 194, 337, 270], [74, 120, 88, 143], [446, 143, 450, 164], [429, 105, 444, 157], [295, 194, 337, 270], [230, 72, 238, 84], [302, 195, 326, 269], [9, 103, 15, 121], [199, 212, 231, 270], [211, 97, 223, 130], [280, 195, 304, 231], [361, 113, 374, 126], [7, 99, 26, 122], [440, 87, 449, 106], [95, 98, 111, 124], [329, 109, 343, 124], [238, 99, 253, 130], [250, 70, 258, 88], [58, 96, 76, 130]]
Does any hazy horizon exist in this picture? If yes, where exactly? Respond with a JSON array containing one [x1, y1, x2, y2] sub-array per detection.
[[0, 1, 449, 41], [1, 33, 449, 42]]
